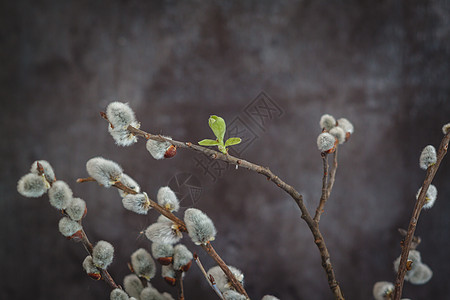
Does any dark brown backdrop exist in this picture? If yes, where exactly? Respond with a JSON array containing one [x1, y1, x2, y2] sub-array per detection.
[[1, 1, 450, 299]]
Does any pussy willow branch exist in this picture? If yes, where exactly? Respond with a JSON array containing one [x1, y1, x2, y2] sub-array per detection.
[[78, 177, 249, 298], [393, 131, 450, 300], [175, 270, 185, 300], [314, 149, 339, 222], [36, 165, 119, 290], [127, 125, 344, 299]]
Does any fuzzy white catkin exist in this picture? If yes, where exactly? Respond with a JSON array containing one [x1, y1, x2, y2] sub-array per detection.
[[86, 157, 123, 187], [93, 240, 114, 269], [122, 193, 150, 215], [118, 174, 141, 198], [108, 124, 139, 147], [207, 266, 244, 293], [48, 180, 73, 209], [106, 102, 137, 129], [110, 288, 129, 300], [82, 256, 101, 276], [223, 290, 246, 300], [442, 123, 450, 134], [408, 263, 433, 285], [329, 126, 346, 144], [416, 184, 438, 209], [146, 137, 173, 160], [161, 264, 176, 280], [123, 274, 144, 299], [157, 186, 180, 212], [151, 243, 174, 259], [319, 114, 336, 131], [173, 244, 193, 271], [30, 160, 56, 183], [140, 287, 163, 300], [317, 132, 336, 152], [145, 221, 182, 245], [17, 173, 47, 198], [372, 281, 394, 300], [261, 296, 280, 300], [419, 145, 437, 170], [184, 208, 217, 245], [161, 292, 175, 300], [337, 118, 354, 134], [393, 250, 422, 280], [131, 248, 156, 280], [66, 197, 86, 221], [58, 217, 82, 237]]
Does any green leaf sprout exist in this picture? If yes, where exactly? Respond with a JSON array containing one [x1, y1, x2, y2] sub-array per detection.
[[198, 115, 241, 154]]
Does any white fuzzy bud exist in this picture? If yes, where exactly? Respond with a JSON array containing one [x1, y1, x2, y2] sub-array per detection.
[[108, 125, 139, 147], [58, 217, 82, 238], [408, 263, 433, 285], [173, 244, 193, 271], [419, 145, 437, 170], [140, 287, 163, 300], [66, 197, 87, 221], [48, 180, 73, 209], [145, 221, 182, 245], [442, 123, 450, 134], [317, 132, 336, 152], [151, 243, 174, 260], [146, 137, 173, 160], [82, 256, 101, 280], [261, 296, 280, 300], [30, 160, 55, 183], [86, 157, 123, 187], [223, 290, 246, 300], [320, 114, 336, 131], [184, 208, 217, 245], [329, 126, 346, 144], [118, 174, 141, 198], [17, 173, 47, 198], [161, 292, 175, 300], [393, 250, 422, 281], [372, 281, 394, 300], [131, 248, 156, 280], [93, 240, 114, 269], [122, 193, 151, 215], [110, 288, 129, 300], [337, 118, 354, 134], [157, 186, 180, 212], [106, 102, 137, 130], [124, 274, 144, 299], [416, 185, 438, 209], [161, 264, 176, 281], [207, 266, 244, 293]]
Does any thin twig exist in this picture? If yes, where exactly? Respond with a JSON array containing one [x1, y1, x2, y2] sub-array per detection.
[[327, 148, 339, 198], [393, 131, 450, 300], [175, 270, 185, 300], [193, 254, 225, 300], [126, 124, 344, 299], [314, 153, 329, 222]]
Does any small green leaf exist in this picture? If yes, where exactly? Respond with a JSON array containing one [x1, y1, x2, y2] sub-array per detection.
[[198, 139, 221, 146], [225, 137, 241, 147], [208, 115, 226, 143]]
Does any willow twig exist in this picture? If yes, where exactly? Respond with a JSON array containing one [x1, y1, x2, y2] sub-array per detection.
[[126, 124, 344, 299], [193, 254, 225, 300], [393, 131, 450, 300], [175, 270, 185, 300]]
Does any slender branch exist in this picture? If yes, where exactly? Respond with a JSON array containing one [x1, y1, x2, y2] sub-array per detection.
[[314, 153, 329, 222], [327, 148, 338, 198], [175, 270, 185, 300], [126, 124, 345, 299], [78, 176, 247, 297], [393, 132, 450, 300], [201, 242, 249, 299], [193, 254, 225, 300]]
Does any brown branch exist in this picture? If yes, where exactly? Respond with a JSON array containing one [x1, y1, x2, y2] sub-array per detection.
[[175, 270, 185, 300], [314, 153, 329, 222], [327, 148, 338, 198], [393, 131, 450, 300], [193, 254, 225, 299], [127, 124, 345, 299]]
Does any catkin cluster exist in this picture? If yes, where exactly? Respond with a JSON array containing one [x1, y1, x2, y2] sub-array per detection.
[[317, 114, 354, 153]]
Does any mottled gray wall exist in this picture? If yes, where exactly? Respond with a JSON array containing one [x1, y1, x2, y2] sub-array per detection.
[[1, 1, 450, 299]]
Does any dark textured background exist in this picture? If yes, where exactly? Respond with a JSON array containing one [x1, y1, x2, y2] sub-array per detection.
[[1, 1, 450, 299]]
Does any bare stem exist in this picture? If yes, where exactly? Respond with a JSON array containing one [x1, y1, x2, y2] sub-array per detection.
[[193, 254, 225, 299], [393, 132, 450, 300], [314, 153, 329, 222], [175, 270, 185, 300], [126, 124, 345, 299]]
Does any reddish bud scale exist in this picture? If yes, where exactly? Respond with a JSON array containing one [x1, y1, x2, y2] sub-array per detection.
[[157, 257, 173, 265], [164, 276, 176, 286], [68, 230, 84, 242], [345, 132, 351, 141], [180, 261, 192, 272], [88, 273, 102, 280], [127, 262, 135, 273], [164, 145, 177, 158]]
